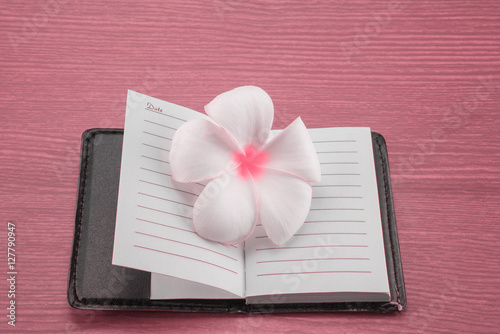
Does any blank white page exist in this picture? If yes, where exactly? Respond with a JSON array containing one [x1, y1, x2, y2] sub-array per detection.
[[112, 91, 245, 298], [244, 127, 390, 302]]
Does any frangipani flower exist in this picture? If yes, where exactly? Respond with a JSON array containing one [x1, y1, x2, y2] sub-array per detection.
[[170, 86, 321, 245]]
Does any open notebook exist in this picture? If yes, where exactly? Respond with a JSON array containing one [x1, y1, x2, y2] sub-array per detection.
[[111, 90, 391, 304]]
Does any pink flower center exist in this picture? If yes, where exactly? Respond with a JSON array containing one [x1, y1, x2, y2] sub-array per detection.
[[233, 145, 269, 179]]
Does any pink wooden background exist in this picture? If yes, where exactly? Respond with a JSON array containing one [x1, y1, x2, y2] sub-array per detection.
[[1, 0, 499, 333]]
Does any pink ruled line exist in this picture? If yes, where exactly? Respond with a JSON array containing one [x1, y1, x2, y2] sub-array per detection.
[[312, 196, 363, 199], [134, 245, 238, 274], [135, 231, 238, 261], [313, 140, 357, 143], [257, 271, 372, 277], [309, 208, 364, 211], [256, 258, 370, 264], [256, 245, 368, 251], [255, 232, 367, 239], [313, 185, 362, 187], [304, 220, 366, 224], [254, 222, 367, 226], [295, 232, 367, 236]]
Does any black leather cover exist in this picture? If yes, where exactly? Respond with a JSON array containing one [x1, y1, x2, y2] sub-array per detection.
[[67, 128, 406, 313]]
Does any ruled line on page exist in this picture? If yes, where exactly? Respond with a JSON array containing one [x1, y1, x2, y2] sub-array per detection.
[[139, 180, 200, 196], [316, 151, 358, 154], [320, 162, 359, 165], [137, 205, 192, 220], [294, 232, 367, 237], [142, 143, 169, 151], [136, 218, 196, 234], [313, 185, 362, 187], [313, 140, 357, 143], [256, 257, 370, 264], [140, 168, 207, 187], [135, 231, 238, 261], [253, 221, 368, 226], [304, 220, 366, 224], [309, 208, 364, 211], [145, 108, 188, 122], [312, 196, 363, 199], [141, 155, 169, 163], [256, 245, 368, 251], [144, 119, 177, 130], [134, 245, 238, 274], [138, 192, 194, 207], [143, 131, 172, 140], [255, 232, 367, 239], [140, 167, 171, 176], [257, 271, 371, 277]]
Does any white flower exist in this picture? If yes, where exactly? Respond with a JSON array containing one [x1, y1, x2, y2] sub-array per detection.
[[170, 86, 321, 245]]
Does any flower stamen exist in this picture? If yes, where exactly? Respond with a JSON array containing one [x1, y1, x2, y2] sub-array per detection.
[[233, 145, 269, 179]]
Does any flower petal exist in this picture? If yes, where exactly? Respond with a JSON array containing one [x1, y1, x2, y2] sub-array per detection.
[[170, 119, 238, 183], [204, 86, 274, 149], [261, 117, 321, 183], [254, 169, 312, 245], [193, 172, 258, 244]]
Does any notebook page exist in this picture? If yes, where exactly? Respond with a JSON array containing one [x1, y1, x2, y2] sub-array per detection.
[[244, 127, 390, 301], [112, 91, 245, 297]]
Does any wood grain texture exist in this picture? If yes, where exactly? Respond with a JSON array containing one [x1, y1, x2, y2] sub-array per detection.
[[1, 0, 499, 333]]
